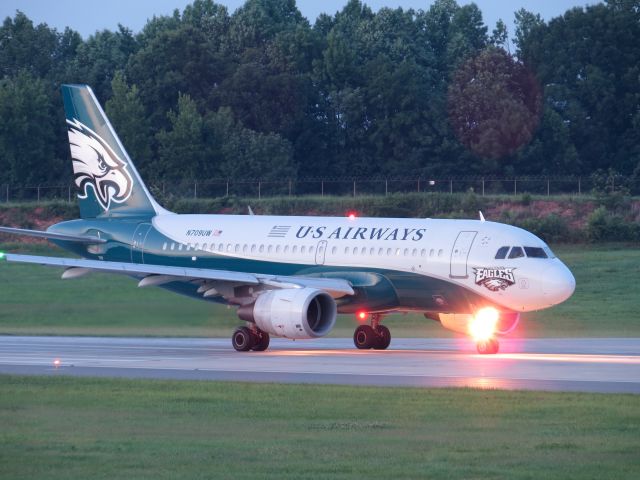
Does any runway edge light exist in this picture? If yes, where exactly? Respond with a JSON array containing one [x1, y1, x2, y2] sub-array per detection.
[[0, 252, 5, 260]]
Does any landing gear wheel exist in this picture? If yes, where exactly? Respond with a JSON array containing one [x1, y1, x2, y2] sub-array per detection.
[[354, 325, 377, 349], [373, 325, 391, 350], [251, 330, 270, 351], [232, 326, 254, 352], [476, 338, 499, 354]]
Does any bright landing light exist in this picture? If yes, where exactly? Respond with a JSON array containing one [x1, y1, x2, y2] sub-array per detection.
[[469, 307, 499, 342]]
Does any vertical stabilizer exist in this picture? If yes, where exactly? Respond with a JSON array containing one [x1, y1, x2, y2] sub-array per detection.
[[61, 84, 168, 218]]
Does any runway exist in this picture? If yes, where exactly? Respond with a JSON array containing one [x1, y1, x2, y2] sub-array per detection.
[[0, 336, 639, 394]]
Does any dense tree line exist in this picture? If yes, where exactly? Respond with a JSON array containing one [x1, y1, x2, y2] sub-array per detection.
[[0, 0, 638, 188]]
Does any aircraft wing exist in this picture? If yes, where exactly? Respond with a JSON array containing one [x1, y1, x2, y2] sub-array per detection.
[[2, 253, 355, 299], [0, 226, 107, 244]]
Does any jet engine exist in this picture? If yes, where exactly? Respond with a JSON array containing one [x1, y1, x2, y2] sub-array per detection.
[[237, 287, 337, 339]]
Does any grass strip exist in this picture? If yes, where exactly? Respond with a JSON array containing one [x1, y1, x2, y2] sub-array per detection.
[[0, 375, 639, 480]]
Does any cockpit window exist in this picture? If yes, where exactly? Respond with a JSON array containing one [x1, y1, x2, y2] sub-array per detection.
[[544, 247, 556, 259], [495, 246, 510, 259], [508, 246, 525, 259], [524, 247, 548, 258]]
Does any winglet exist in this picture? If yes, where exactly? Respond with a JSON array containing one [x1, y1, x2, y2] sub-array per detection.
[[248, 206, 255, 216], [479, 211, 486, 222]]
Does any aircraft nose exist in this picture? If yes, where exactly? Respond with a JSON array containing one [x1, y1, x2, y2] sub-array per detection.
[[543, 261, 576, 305]]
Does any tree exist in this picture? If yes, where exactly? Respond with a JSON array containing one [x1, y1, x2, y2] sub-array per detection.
[[71, 25, 138, 102], [0, 73, 61, 186], [490, 19, 508, 49], [0, 11, 58, 79], [156, 93, 208, 180], [447, 47, 542, 167], [211, 109, 297, 181]]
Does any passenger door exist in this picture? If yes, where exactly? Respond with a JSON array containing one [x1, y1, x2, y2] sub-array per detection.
[[450, 231, 477, 278]]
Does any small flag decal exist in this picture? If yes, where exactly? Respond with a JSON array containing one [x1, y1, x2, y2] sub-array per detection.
[[268, 226, 291, 238]]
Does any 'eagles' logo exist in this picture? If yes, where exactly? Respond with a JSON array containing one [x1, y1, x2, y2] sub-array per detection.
[[67, 119, 133, 211], [474, 267, 516, 292]]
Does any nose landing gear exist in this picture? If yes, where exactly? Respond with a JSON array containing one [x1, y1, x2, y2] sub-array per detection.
[[353, 314, 391, 350], [476, 338, 499, 354]]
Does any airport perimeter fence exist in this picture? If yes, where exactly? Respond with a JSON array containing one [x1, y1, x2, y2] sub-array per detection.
[[1, 176, 639, 203]]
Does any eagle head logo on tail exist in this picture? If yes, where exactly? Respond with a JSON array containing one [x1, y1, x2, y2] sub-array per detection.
[[66, 118, 133, 211]]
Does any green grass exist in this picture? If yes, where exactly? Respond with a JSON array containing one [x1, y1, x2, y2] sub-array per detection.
[[0, 376, 638, 479], [0, 243, 638, 337]]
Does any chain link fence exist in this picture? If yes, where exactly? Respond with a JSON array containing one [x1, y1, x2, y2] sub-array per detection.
[[1, 176, 638, 203]]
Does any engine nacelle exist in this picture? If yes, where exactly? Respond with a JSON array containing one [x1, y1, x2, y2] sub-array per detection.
[[437, 311, 520, 336], [237, 288, 337, 339]]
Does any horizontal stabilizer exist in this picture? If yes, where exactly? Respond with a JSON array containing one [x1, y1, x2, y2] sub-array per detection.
[[0, 226, 107, 244]]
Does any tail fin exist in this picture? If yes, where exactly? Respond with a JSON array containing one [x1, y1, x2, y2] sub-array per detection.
[[61, 84, 168, 219]]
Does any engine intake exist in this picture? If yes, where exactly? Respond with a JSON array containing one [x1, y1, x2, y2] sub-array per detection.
[[237, 287, 337, 339]]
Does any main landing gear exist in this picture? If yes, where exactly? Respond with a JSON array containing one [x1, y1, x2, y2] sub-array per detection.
[[353, 314, 391, 350], [476, 338, 499, 354], [232, 326, 270, 352]]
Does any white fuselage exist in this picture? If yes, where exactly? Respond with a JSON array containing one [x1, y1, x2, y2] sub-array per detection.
[[151, 214, 576, 313]]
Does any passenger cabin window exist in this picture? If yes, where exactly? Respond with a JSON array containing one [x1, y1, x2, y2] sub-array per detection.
[[524, 247, 548, 258], [495, 246, 510, 259], [508, 246, 525, 259]]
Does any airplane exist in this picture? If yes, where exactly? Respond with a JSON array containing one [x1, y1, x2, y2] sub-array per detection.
[[0, 84, 576, 354]]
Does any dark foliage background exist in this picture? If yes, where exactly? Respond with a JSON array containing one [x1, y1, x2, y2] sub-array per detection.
[[1, 0, 639, 187]]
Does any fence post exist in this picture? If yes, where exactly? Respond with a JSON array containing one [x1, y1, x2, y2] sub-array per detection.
[[258, 181, 261, 199], [482, 178, 485, 196], [578, 177, 581, 195], [226, 180, 229, 197], [514, 179, 517, 196], [547, 178, 550, 196], [37, 186, 40, 203], [417, 178, 420, 193], [321, 180, 324, 197], [288, 180, 292, 197], [449, 179, 453, 194], [5, 184, 8, 203], [68, 185, 71, 203], [353, 180, 356, 197], [385, 179, 388, 196], [194, 181, 197, 199]]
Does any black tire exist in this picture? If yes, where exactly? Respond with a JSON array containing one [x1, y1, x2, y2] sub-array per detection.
[[354, 325, 376, 349], [251, 331, 270, 351], [232, 327, 254, 352], [373, 325, 391, 350], [476, 338, 499, 354]]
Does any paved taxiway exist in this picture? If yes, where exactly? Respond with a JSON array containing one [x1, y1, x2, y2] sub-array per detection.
[[0, 336, 638, 393]]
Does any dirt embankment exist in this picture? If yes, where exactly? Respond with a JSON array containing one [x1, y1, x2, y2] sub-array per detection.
[[1, 196, 639, 244]]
